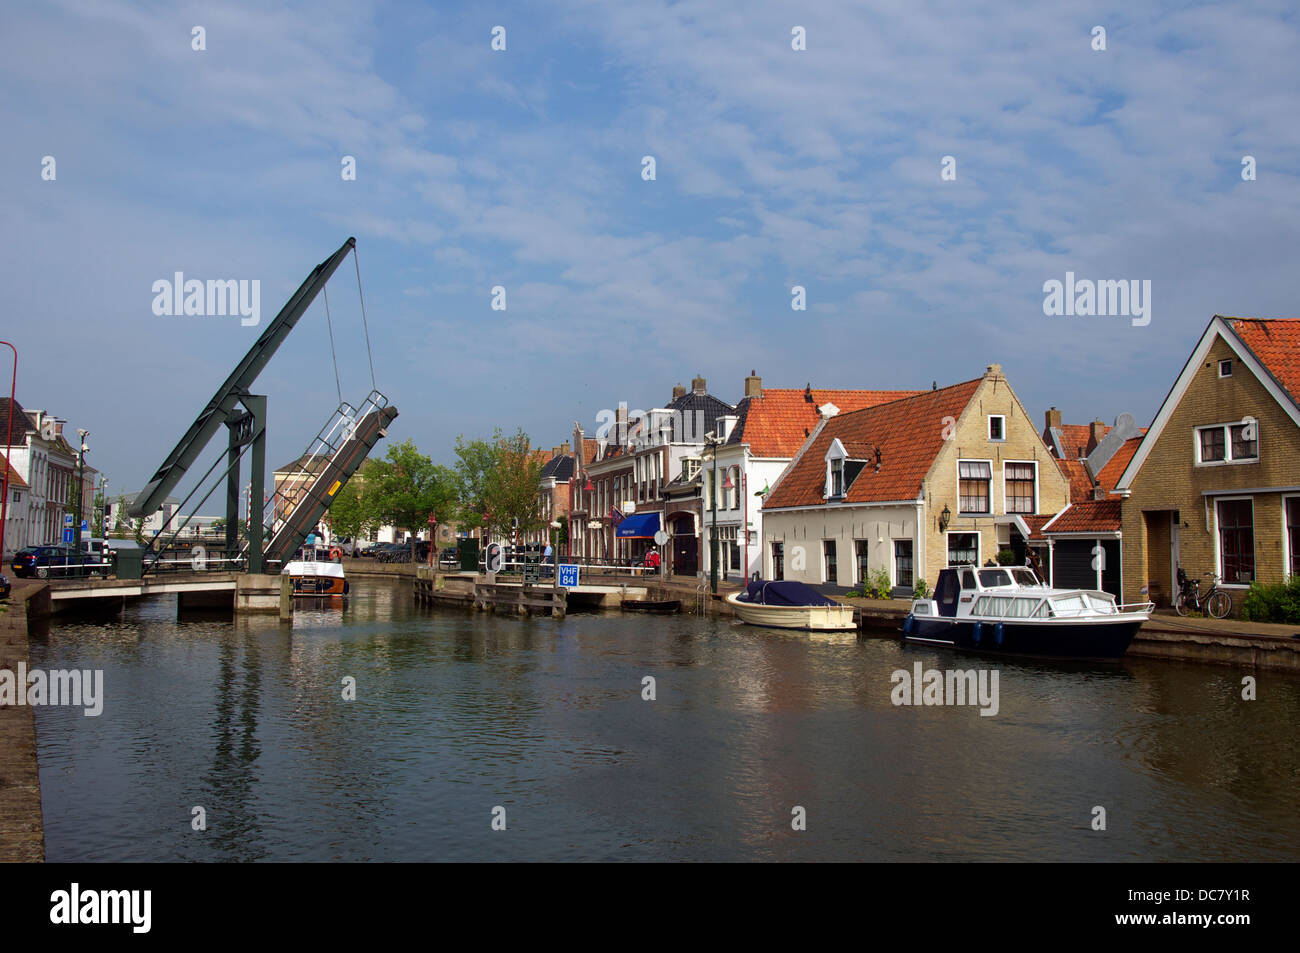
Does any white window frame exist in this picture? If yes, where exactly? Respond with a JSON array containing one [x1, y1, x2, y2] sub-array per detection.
[[1218, 359, 1233, 378], [825, 438, 848, 499], [1002, 460, 1039, 515], [945, 529, 981, 567], [1194, 422, 1260, 467], [988, 414, 1006, 442], [956, 458, 994, 515], [822, 538, 837, 584], [892, 538, 915, 587], [1284, 493, 1300, 581], [1212, 494, 1255, 589]]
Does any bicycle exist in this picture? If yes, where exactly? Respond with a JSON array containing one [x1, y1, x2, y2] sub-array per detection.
[[1174, 568, 1232, 619]]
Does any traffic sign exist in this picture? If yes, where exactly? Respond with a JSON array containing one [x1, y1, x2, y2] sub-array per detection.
[[558, 564, 580, 588], [653, 529, 669, 546], [62, 528, 74, 543], [81, 520, 89, 533], [64, 514, 74, 528]]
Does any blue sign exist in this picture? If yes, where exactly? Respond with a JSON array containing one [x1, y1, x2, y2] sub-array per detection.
[[558, 564, 580, 588], [62, 528, 74, 543], [63, 513, 74, 528], [81, 520, 89, 533]]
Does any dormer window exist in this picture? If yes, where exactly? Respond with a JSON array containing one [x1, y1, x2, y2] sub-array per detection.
[[825, 438, 848, 499]]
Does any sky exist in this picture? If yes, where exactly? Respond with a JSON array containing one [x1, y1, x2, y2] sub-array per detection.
[[2, 0, 1298, 508]]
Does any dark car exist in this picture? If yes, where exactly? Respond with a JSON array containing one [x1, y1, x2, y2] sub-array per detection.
[[439, 546, 459, 567], [11, 545, 103, 579], [0, 572, 10, 600]]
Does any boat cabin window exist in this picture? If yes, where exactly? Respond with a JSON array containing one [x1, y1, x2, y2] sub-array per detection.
[[973, 595, 1043, 618], [1011, 569, 1040, 586], [1050, 594, 1087, 616], [961, 569, 977, 590], [978, 568, 1012, 588], [935, 570, 961, 617]]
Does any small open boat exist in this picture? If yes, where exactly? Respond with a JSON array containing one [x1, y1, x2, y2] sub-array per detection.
[[281, 546, 349, 597], [621, 599, 681, 614], [726, 580, 856, 631]]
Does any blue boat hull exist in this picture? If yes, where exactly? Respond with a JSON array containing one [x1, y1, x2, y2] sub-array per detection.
[[903, 615, 1140, 661]]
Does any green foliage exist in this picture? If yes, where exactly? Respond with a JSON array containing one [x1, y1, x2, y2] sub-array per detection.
[[913, 577, 930, 599], [996, 549, 1018, 566], [452, 427, 545, 540], [867, 566, 893, 598], [845, 589, 862, 598], [1240, 577, 1300, 624], [325, 476, 373, 541], [364, 440, 458, 560], [113, 493, 128, 536]]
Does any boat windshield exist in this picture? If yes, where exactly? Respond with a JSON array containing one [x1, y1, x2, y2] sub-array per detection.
[[1011, 569, 1040, 586], [978, 569, 1013, 588]]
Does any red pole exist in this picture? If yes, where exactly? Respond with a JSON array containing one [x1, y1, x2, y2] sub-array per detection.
[[1, 341, 16, 563]]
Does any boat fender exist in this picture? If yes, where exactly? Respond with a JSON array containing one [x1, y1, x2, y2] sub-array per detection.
[[972, 621, 982, 644], [994, 621, 1004, 646], [902, 614, 914, 635]]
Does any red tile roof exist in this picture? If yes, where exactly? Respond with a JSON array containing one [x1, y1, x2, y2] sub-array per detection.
[[733, 387, 924, 458], [1053, 458, 1093, 502], [1042, 499, 1121, 534], [1094, 436, 1142, 492], [1055, 423, 1105, 459], [1226, 317, 1300, 408], [763, 379, 982, 509], [580, 438, 599, 465]]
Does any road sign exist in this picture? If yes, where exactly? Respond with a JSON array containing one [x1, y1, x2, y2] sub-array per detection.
[[558, 564, 580, 588], [486, 542, 504, 573], [653, 529, 669, 546], [81, 520, 89, 533], [64, 514, 74, 528], [62, 528, 74, 543]]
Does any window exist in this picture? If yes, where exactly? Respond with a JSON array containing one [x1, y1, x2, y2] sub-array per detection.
[[855, 540, 869, 585], [829, 458, 844, 497], [1005, 462, 1036, 514], [1289, 499, 1300, 578], [772, 542, 784, 580], [988, 415, 1005, 441], [894, 540, 913, 587], [948, 532, 978, 565], [1217, 498, 1254, 584], [729, 542, 740, 571], [823, 539, 837, 584], [1196, 423, 1258, 464], [1219, 360, 1232, 377], [958, 461, 991, 513]]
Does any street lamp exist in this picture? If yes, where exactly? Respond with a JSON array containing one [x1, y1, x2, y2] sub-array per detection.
[[73, 429, 89, 571]]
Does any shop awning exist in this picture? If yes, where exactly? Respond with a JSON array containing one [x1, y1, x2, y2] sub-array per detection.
[[615, 512, 661, 539]]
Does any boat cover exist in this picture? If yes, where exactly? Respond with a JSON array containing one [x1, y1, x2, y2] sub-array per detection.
[[740, 580, 841, 606]]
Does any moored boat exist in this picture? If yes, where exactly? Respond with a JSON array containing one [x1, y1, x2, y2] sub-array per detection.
[[727, 580, 857, 631], [281, 546, 349, 597], [622, 599, 682, 614], [903, 564, 1151, 661]]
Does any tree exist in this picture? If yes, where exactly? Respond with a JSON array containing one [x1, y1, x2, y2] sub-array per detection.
[[325, 474, 373, 549], [453, 428, 546, 541], [364, 440, 458, 562], [113, 493, 128, 537]]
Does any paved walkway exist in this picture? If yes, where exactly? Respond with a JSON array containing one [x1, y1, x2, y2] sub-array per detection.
[[0, 579, 46, 861]]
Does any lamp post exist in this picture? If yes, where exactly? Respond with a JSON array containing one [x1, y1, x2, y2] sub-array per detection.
[[0, 341, 15, 562], [73, 429, 89, 572]]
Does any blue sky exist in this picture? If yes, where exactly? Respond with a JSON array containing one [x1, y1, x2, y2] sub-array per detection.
[[2, 0, 1298, 503]]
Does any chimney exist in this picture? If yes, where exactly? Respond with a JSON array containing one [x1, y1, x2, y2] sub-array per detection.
[[551, 446, 560, 458], [744, 370, 762, 398], [1088, 419, 1106, 453], [1092, 484, 1107, 501], [560, 441, 570, 455], [1045, 407, 1062, 431], [672, 383, 687, 400], [692, 375, 707, 395], [616, 403, 628, 445], [985, 363, 1003, 378]]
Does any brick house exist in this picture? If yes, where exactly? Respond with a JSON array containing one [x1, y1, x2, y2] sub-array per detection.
[[1115, 316, 1300, 608], [761, 364, 1070, 591]]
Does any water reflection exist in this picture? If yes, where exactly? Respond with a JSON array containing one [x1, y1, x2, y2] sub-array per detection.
[[29, 582, 1300, 862]]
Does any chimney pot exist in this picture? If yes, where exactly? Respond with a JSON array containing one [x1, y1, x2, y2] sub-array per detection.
[[672, 383, 687, 400], [744, 371, 762, 398], [692, 375, 707, 394], [1045, 407, 1062, 430]]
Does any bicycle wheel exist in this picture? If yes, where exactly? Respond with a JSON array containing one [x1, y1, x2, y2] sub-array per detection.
[[1207, 590, 1232, 619], [1174, 592, 1190, 616]]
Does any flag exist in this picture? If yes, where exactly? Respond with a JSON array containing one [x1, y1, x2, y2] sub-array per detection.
[[611, 506, 624, 526]]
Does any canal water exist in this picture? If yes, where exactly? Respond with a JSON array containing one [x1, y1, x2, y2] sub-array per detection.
[[30, 580, 1300, 862]]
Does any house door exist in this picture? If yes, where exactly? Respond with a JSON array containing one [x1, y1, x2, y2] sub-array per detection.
[[672, 515, 697, 576]]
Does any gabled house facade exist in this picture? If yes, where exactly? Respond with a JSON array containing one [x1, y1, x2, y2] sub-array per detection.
[[761, 365, 1070, 591], [1115, 316, 1300, 608]]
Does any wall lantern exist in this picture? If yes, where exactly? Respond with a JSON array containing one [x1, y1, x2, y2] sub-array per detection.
[[939, 504, 951, 532]]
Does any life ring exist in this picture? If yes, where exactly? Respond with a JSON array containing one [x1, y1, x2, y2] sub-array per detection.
[[329, 546, 343, 561]]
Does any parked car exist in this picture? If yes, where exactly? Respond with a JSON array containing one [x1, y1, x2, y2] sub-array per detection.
[[0, 572, 10, 600], [11, 545, 108, 579], [439, 546, 460, 567]]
